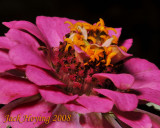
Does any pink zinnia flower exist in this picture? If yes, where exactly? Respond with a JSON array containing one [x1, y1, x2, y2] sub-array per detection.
[[0, 16, 160, 128]]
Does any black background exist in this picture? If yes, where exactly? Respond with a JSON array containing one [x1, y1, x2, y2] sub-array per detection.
[[0, 0, 160, 67], [0, 0, 160, 116]]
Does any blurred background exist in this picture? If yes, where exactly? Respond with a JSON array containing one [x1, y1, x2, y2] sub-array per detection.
[[0, 0, 160, 67], [0, 0, 160, 115]]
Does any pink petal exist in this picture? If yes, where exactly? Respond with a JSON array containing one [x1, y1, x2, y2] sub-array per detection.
[[74, 45, 90, 63], [130, 70, 160, 90], [134, 70, 160, 82], [26, 65, 65, 86], [51, 17, 80, 40], [0, 95, 40, 128], [120, 39, 133, 51], [5, 29, 40, 49], [50, 17, 85, 41], [136, 109, 160, 128], [3, 20, 46, 43], [9, 44, 50, 69], [108, 28, 122, 39], [0, 36, 17, 49], [0, 76, 38, 104], [93, 73, 134, 90], [39, 88, 78, 104], [74, 45, 85, 53], [0, 51, 16, 72], [132, 70, 160, 89], [76, 95, 113, 113], [110, 45, 132, 64], [136, 88, 160, 105], [132, 81, 160, 91], [94, 89, 138, 111], [4, 100, 55, 128], [123, 58, 159, 75], [36, 16, 66, 47], [38, 105, 82, 128], [80, 113, 113, 128], [36, 16, 84, 47], [64, 103, 90, 114], [113, 108, 152, 128]]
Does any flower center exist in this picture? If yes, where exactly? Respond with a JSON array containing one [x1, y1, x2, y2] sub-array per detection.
[[64, 18, 123, 66], [52, 18, 125, 95]]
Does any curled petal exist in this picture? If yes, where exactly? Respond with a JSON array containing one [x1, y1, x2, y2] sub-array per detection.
[[120, 39, 133, 51], [102, 38, 113, 47], [123, 58, 159, 75], [0, 36, 17, 49], [51, 17, 84, 40], [74, 45, 90, 63], [110, 45, 132, 64], [39, 88, 78, 104], [134, 70, 160, 83], [5, 29, 40, 49], [0, 76, 38, 104], [3, 20, 46, 43], [94, 89, 138, 111], [0, 51, 16, 72], [9, 44, 50, 69], [76, 95, 113, 113], [135, 88, 160, 105], [74, 45, 85, 53], [113, 108, 152, 128], [93, 73, 134, 90], [26, 66, 66, 86], [133, 81, 160, 91], [132, 70, 160, 89]]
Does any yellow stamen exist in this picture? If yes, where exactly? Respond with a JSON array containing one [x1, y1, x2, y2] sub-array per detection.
[[64, 38, 72, 43], [92, 25, 98, 31], [96, 18, 105, 26], [65, 44, 72, 52], [106, 52, 117, 66], [75, 22, 83, 28], [64, 38, 73, 51], [112, 35, 118, 44], [82, 45, 94, 56], [106, 27, 117, 34], [64, 18, 125, 67], [90, 49, 104, 62], [99, 26, 105, 32], [104, 46, 112, 55], [83, 23, 92, 30], [87, 36, 96, 44], [73, 34, 85, 47], [65, 21, 73, 27], [119, 46, 127, 52], [96, 62, 101, 66], [100, 35, 110, 41]]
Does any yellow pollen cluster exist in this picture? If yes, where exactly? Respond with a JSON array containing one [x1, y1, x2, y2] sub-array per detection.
[[64, 18, 126, 66]]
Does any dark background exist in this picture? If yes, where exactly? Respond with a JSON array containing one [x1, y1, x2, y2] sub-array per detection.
[[0, 0, 160, 68]]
